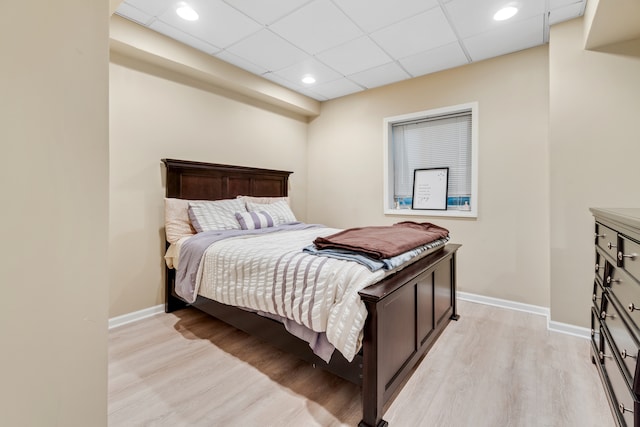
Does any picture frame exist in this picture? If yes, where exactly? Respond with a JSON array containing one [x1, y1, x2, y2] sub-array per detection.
[[412, 167, 449, 210]]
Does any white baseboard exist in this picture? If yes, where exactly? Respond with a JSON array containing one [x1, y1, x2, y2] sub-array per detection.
[[108, 304, 164, 330], [547, 320, 591, 339], [457, 291, 550, 317], [457, 291, 590, 340], [108, 294, 591, 339]]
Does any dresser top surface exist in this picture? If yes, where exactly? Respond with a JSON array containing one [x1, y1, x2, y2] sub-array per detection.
[[590, 208, 640, 230]]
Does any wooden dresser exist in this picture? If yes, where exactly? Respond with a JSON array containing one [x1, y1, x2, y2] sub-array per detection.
[[591, 208, 640, 427]]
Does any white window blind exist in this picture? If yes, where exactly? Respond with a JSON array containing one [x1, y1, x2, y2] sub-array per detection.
[[391, 111, 472, 209]]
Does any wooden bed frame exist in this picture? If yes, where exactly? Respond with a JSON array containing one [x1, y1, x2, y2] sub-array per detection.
[[162, 158, 460, 427]]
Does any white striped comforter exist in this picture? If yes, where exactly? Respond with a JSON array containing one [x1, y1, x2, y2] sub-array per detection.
[[194, 227, 385, 362]]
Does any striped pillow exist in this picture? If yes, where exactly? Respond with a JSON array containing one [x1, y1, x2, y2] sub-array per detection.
[[235, 211, 275, 230], [188, 198, 247, 232], [246, 200, 297, 225]]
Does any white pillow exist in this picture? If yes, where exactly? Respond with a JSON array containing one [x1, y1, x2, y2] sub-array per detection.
[[164, 198, 196, 244], [246, 200, 297, 225], [237, 195, 289, 205], [188, 198, 247, 232], [235, 211, 275, 230]]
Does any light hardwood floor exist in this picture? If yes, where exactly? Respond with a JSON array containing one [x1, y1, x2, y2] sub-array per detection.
[[109, 300, 615, 426]]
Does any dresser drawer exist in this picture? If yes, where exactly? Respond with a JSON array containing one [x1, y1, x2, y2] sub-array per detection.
[[606, 266, 640, 330], [597, 222, 620, 260], [602, 294, 640, 392], [593, 279, 605, 311], [604, 266, 640, 329], [596, 248, 607, 282], [592, 306, 603, 358], [619, 235, 640, 283], [601, 331, 638, 426]]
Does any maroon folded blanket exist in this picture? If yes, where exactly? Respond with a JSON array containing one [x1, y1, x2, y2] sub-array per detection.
[[313, 222, 449, 260]]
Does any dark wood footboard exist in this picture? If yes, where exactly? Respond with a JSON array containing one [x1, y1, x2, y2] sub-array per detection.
[[358, 244, 460, 427]]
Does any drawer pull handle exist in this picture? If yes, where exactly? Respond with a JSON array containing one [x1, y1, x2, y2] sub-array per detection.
[[619, 403, 633, 414], [618, 251, 638, 261], [608, 242, 617, 250], [591, 328, 596, 337], [595, 233, 606, 238], [599, 350, 613, 359], [621, 349, 637, 359], [629, 303, 638, 313], [592, 294, 601, 302], [595, 263, 601, 272], [606, 276, 621, 285], [600, 311, 615, 320]]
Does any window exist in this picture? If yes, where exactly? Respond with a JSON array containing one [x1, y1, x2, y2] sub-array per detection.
[[383, 102, 478, 218]]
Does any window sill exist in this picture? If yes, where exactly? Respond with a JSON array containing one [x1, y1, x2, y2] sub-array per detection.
[[384, 208, 477, 219]]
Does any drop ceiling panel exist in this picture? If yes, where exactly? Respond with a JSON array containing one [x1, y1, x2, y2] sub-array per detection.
[[223, 0, 312, 25], [550, 0, 584, 8], [149, 20, 220, 54], [122, 0, 172, 18], [463, 15, 544, 62], [311, 78, 364, 99], [332, 0, 439, 32], [262, 71, 332, 101], [348, 62, 411, 89], [262, 71, 305, 91], [269, 0, 362, 54], [157, 0, 262, 49], [444, 0, 546, 39], [370, 8, 458, 59], [316, 36, 392, 76], [273, 58, 343, 86], [295, 87, 329, 101], [115, 3, 154, 25], [273, 78, 329, 100], [214, 50, 269, 76], [224, 29, 308, 72], [399, 42, 469, 77]]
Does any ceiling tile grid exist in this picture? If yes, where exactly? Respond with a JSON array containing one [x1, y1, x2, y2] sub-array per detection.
[[315, 36, 392, 76], [399, 42, 469, 77], [331, 0, 439, 33], [224, 29, 309, 72], [116, 0, 587, 101], [462, 14, 545, 62], [268, 0, 363, 55], [369, 7, 459, 59], [222, 0, 313, 26], [443, 0, 546, 39], [149, 20, 221, 55], [274, 57, 343, 86], [348, 62, 412, 89]]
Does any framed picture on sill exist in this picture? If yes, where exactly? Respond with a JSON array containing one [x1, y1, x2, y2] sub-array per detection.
[[412, 167, 449, 210]]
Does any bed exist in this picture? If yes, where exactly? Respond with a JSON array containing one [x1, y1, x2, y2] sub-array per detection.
[[162, 158, 461, 427]]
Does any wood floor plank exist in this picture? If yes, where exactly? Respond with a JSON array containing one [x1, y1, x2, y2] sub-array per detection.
[[109, 300, 614, 426]]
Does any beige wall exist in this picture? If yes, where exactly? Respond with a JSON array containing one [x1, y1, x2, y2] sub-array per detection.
[[109, 54, 309, 317], [307, 47, 551, 308], [0, 1, 109, 426], [108, 8, 640, 330], [549, 20, 640, 326]]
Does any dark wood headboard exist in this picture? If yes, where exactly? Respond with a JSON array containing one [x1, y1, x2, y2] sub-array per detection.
[[162, 158, 292, 200]]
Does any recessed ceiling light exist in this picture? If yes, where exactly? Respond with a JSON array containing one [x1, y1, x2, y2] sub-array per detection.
[[176, 2, 199, 21], [301, 75, 316, 84], [493, 6, 518, 21]]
